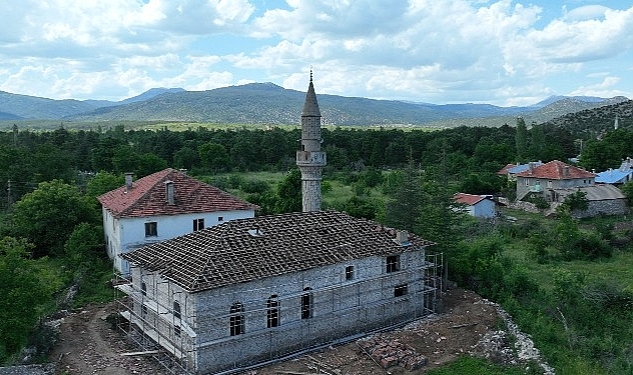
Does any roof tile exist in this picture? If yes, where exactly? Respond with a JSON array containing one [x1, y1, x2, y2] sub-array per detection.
[[515, 160, 595, 180], [97, 169, 258, 218], [122, 210, 435, 293]]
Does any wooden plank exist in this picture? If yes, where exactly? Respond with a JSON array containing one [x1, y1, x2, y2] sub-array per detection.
[[120, 350, 160, 356]]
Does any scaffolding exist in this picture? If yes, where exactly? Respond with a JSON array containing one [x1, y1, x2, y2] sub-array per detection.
[[114, 252, 444, 375]]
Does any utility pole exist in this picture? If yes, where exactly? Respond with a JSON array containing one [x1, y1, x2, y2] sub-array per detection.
[[7, 179, 12, 211]]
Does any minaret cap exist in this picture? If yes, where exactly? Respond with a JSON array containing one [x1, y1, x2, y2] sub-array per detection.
[[302, 70, 321, 117]]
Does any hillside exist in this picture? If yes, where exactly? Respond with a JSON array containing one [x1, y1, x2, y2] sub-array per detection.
[[0, 83, 628, 127]]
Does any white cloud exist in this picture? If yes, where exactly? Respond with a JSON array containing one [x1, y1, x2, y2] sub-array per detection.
[[1, 0, 633, 104]]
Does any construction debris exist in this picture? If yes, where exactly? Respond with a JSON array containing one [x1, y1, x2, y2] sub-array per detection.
[[358, 336, 428, 371]]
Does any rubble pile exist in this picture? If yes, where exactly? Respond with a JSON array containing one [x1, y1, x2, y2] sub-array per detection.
[[476, 299, 556, 375], [358, 335, 428, 371]]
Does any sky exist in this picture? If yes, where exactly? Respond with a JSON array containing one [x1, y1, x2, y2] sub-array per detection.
[[1, 0, 633, 106]]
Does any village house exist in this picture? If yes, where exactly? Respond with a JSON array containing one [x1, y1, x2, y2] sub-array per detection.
[[515, 160, 596, 203], [98, 169, 258, 274], [514, 160, 627, 217], [114, 75, 442, 374], [453, 193, 496, 218]]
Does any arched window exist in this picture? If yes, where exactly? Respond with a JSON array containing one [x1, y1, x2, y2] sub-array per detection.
[[230, 302, 245, 336], [267, 295, 279, 328], [301, 287, 313, 319]]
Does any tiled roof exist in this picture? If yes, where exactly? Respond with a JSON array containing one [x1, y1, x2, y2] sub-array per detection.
[[122, 210, 435, 293], [515, 160, 595, 180], [97, 169, 258, 219], [453, 193, 490, 206]]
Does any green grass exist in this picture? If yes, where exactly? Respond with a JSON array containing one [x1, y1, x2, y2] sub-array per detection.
[[425, 356, 530, 375]]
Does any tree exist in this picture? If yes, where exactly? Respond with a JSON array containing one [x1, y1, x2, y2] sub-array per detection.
[[515, 117, 528, 163], [10, 180, 99, 257], [560, 190, 589, 213], [0, 237, 56, 359], [199, 142, 230, 173], [275, 169, 303, 213], [85, 171, 124, 198], [384, 164, 423, 233], [64, 222, 103, 271], [620, 181, 633, 206]]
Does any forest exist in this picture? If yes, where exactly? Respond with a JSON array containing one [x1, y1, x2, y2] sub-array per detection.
[[1, 117, 633, 374]]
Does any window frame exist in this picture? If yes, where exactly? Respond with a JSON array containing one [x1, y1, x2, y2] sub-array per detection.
[[345, 265, 354, 280], [144, 221, 158, 237], [266, 295, 279, 328], [173, 301, 181, 320], [230, 302, 245, 336], [301, 287, 313, 319], [394, 284, 408, 297], [193, 218, 205, 231], [386, 255, 400, 273]]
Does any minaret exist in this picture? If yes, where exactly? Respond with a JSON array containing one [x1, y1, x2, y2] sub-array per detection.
[[296, 71, 326, 212]]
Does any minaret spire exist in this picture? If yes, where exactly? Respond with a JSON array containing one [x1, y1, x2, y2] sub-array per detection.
[[296, 71, 326, 212]]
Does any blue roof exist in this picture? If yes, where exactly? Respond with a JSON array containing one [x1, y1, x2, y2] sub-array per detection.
[[507, 161, 543, 174], [595, 169, 633, 184]]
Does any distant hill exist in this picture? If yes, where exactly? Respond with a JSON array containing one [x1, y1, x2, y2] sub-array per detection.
[[83, 87, 186, 108], [0, 91, 97, 119], [542, 99, 633, 134], [0, 84, 629, 127]]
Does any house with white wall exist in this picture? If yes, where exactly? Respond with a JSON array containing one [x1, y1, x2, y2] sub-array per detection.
[[98, 168, 258, 274], [119, 210, 440, 374]]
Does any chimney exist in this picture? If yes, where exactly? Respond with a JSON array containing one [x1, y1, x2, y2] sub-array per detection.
[[165, 181, 175, 205], [395, 230, 409, 246], [563, 166, 570, 177], [125, 173, 133, 191], [179, 168, 188, 175], [528, 162, 534, 174]]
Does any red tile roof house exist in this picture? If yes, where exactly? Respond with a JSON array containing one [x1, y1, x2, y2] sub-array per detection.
[[513, 160, 627, 217], [118, 210, 439, 374], [98, 168, 258, 274], [453, 193, 496, 218]]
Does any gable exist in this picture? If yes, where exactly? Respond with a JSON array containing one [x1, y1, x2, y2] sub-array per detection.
[[122, 210, 435, 293], [98, 169, 258, 218]]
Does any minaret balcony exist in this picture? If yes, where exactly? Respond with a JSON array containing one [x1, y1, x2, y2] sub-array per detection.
[[296, 151, 327, 167]]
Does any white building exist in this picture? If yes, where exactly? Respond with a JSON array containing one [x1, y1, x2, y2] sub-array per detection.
[[98, 168, 257, 274]]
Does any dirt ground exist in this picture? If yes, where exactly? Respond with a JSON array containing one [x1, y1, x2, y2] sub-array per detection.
[[47, 288, 515, 375]]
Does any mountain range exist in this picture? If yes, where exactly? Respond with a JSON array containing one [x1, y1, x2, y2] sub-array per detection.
[[0, 83, 629, 128]]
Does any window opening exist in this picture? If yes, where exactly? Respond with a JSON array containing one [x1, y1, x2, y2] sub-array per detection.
[[267, 295, 279, 328], [174, 325, 181, 337], [394, 284, 408, 297], [230, 302, 245, 336], [386, 255, 400, 273], [193, 218, 205, 231], [144, 222, 158, 237], [301, 287, 313, 319], [173, 301, 181, 319], [141, 282, 147, 296], [345, 265, 354, 280]]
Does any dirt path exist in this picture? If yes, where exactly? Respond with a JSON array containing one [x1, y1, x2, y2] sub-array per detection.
[[49, 303, 170, 375], [48, 288, 550, 375]]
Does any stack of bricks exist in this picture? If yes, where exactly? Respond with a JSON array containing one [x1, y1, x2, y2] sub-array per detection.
[[358, 336, 428, 371]]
